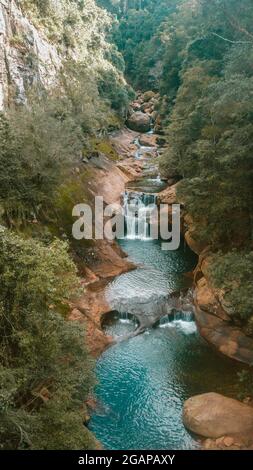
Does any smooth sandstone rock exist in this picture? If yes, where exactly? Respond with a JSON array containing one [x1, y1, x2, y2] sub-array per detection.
[[195, 277, 230, 321], [139, 134, 158, 147], [158, 184, 178, 205], [183, 393, 253, 438], [195, 288, 253, 365]]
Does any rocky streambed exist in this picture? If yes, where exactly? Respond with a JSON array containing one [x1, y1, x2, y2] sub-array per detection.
[[72, 119, 253, 451]]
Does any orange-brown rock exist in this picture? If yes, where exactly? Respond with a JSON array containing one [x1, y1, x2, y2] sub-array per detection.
[[70, 280, 114, 357], [82, 267, 99, 286], [184, 231, 207, 256], [193, 254, 253, 364], [69, 131, 138, 356], [182, 214, 208, 255], [139, 134, 159, 147], [158, 184, 178, 205], [183, 393, 253, 440], [157, 184, 187, 230], [89, 240, 135, 279], [195, 303, 253, 364], [195, 277, 230, 321], [88, 156, 129, 205], [203, 435, 253, 450], [110, 127, 139, 159], [117, 158, 144, 180]]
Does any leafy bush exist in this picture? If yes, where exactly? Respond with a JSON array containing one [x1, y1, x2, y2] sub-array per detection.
[[98, 69, 134, 115], [0, 95, 80, 225], [0, 58, 121, 226], [208, 251, 253, 325], [0, 229, 96, 449]]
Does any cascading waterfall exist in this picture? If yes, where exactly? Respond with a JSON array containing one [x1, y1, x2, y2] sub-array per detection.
[[159, 310, 194, 326], [118, 312, 138, 326], [123, 191, 157, 241], [159, 310, 197, 335]]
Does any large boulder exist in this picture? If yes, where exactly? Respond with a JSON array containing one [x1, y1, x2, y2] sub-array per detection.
[[183, 393, 253, 438], [127, 111, 151, 133]]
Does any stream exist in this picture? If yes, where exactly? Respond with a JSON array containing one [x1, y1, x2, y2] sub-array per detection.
[[88, 134, 243, 450]]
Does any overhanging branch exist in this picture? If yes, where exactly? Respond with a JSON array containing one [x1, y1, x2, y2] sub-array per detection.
[[211, 32, 252, 44]]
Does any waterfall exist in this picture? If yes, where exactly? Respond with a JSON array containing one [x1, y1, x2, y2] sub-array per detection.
[[159, 311, 194, 326], [118, 312, 133, 324], [159, 310, 197, 334], [123, 192, 157, 240], [117, 312, 139, 328]]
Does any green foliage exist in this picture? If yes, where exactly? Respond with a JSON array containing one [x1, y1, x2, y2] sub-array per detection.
[[0, 92, 81, 225], [98, 69, 134, 114], [58, 60, 111, 134], [0, 229, 96, 449], [0, 111, 66, 225], [0, 57, 127, 227], [238, 369, 253, 399], [208, 251, 253, 324], [159, 1, 253, 248], [155, 0, 253, 329], [18, 0, 130, 114], [99, 0, 180, 89]]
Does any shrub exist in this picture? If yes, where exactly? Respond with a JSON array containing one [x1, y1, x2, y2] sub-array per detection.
[[208, 251, 253, 325], [0, 229, 96, 449]]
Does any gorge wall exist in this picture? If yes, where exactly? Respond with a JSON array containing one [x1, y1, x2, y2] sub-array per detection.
[[0, 0, 60, 109]]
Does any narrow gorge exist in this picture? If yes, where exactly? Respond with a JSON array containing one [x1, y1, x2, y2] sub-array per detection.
[[0, 0, 253, 454], [79, 97, 253, 450]]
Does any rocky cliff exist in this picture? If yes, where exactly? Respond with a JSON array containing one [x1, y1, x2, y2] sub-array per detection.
[[0, 0, 61, 109], [0, 0, 124, 110]]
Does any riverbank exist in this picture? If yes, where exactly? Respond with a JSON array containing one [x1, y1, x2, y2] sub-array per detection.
[[72, 94, 253, 450], [70, 118, 247, 450]]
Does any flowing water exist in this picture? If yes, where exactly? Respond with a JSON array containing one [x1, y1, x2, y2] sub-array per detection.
[[89, 140, 243, 450]]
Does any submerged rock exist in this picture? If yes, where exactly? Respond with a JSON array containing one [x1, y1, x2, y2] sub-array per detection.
[[183, 392, 253, 439]]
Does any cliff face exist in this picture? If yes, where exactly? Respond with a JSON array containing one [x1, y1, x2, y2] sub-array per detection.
[[0, 0, 60, 109], [0, 0, 124, 111]]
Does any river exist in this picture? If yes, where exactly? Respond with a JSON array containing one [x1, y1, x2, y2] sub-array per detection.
[[88, 136, 243, 450]]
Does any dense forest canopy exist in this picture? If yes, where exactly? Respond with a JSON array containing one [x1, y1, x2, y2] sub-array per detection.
[[157, 0, 253, 329], [1, 0, 253, 450], [97, 0, 181, 89]]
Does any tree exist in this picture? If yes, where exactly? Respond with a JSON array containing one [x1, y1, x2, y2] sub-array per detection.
[[0, 229, 96, 450], [153, 1, 253, 337]]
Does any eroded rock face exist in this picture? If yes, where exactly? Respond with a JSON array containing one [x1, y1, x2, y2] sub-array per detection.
[[0, 1, 61, 109], [158, 184, 178, 205], [195, 304, 253, 364], [183, 393, 253, 439], [127, 111, 151, 133], [193, 257, 253, 365], [70, 281, 114, 357], [195, 277, 230, 321]]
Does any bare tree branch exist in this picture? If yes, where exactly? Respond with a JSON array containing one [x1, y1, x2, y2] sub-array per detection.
[[211, 32, 252, 44]]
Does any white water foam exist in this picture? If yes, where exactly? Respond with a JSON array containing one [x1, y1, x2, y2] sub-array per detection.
[[159, 319, 197, 335]]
